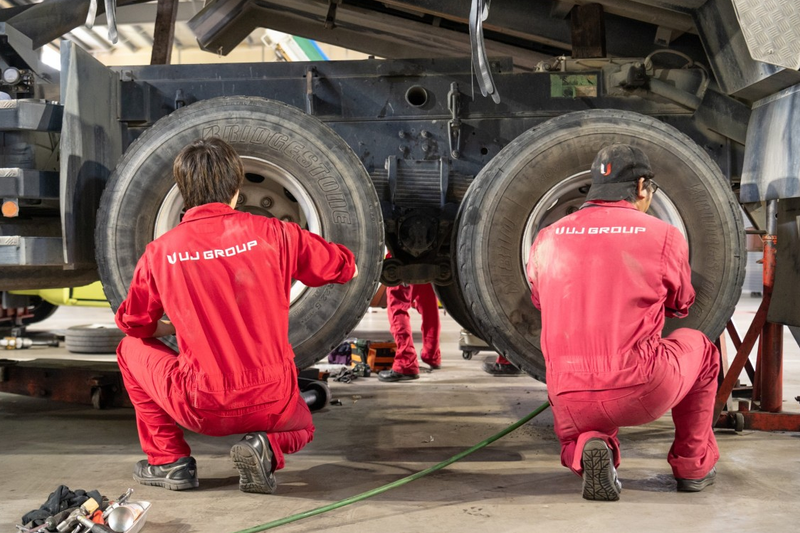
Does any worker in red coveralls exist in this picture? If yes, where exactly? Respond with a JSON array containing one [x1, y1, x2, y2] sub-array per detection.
[[528, 144, 719, 501], [115, 138, 357, 494], [377, 280, 441, 382]]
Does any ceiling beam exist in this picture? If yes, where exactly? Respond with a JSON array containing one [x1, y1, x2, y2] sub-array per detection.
[[96, 0, 205, 25], [189, 0, 707, 70], [151, 0, 180, 64]]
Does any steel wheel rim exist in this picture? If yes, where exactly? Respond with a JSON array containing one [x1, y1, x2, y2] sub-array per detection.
[[154, 156, 322, 304]]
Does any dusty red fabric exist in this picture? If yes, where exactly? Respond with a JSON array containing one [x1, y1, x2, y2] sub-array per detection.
[[528, 200, 719, 480], [115, 203, 354, 466], [386, 283, 441, 374]]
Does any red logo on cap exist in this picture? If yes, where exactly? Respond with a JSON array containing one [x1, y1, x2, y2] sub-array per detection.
[[601, 163, 612, 176]]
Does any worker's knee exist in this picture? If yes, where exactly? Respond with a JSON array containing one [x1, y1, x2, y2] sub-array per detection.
[[667, 327, 720, 378], [666, 327, 703, 341], [666, 327, 715, 352], [116, 335, 136, 367], [304, 424, 316, 445], [116, 335, 178, 378]]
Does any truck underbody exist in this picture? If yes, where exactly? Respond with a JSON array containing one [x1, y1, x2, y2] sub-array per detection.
[[1, 0, 799, 382]]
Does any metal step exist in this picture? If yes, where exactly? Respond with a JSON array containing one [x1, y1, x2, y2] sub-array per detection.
[[0, 99, 62, 132], [0, 168, 58, 199], [0, 236, 63, 265]]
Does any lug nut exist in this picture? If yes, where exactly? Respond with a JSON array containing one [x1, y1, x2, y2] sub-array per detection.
[[261, 196, 274, 208], [236, 194, 246, 205], [281, 215, 293, 222], [421, 130, 431, 138]]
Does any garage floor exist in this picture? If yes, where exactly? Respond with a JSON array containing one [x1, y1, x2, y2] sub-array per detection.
[[2, 296, 799, 532]]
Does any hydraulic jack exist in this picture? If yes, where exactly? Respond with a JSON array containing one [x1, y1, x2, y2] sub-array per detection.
[[715, 200, 800, 431]]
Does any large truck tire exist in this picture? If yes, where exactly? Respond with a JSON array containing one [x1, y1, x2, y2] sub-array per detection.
[[96, 96, 384, 369], [456, 109, 745, 381], [434, 206, 484, 339], [434, 282, 481, 336]]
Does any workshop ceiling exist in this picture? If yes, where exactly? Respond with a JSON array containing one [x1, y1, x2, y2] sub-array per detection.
[[0, 0, 368, 66]]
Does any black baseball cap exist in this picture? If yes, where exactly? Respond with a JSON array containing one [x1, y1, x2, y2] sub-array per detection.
[[585, 143, 655, 201]]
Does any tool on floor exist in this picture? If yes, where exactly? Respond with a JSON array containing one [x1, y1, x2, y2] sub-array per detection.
[[75, 516, 115, 533], [101, 489, 133, 522], [56, 499, 99, 533], [104, 501, 151, 533], [297, 368, 333, 411], [232, 401, 551, 533], [45, 511, 73, 532], [16, 524, 50, 533], [351, 362, 371, 378], [298, 377, 331, 412], [331, 367, 356, 383], [17, 486, 148, 533], [18, 486, 105, 532], [1, 336, 59, 349]]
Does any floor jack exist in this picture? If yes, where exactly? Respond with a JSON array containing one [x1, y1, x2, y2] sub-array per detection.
[[715, 200, 800, 432], [458, 330, 492, 360], [298, 368, 332, 412]]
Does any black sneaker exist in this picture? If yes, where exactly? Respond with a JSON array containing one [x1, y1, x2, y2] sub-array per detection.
[[481, 356, 522, 376], [133, 456, 198, 491], [581, 439, 622, 501], [676, 467, 716, 492], [377, 369, 419, 382], [230, 432, 277, 494]]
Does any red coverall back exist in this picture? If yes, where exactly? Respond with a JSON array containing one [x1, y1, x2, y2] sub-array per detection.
[[527, 200, 719, 480], [115, 203, 355, 468]]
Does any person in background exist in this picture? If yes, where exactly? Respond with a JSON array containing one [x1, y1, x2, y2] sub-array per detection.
[[378, 282, 441, 382]]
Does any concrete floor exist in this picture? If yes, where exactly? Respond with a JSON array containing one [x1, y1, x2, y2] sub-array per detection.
[[2, 297, 799, 532]]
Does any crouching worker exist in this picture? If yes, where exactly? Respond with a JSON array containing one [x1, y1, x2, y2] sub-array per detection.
[[528, 144, 719, 501], [115, 137, 357, 493]]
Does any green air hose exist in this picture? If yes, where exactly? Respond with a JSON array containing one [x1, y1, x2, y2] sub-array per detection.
[[233, 401, 551, 533]]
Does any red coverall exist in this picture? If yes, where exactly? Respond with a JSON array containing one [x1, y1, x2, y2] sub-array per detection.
[[115, 203, 355, 469], [387, 283, 441, 374], [527, 200, 719, 481]]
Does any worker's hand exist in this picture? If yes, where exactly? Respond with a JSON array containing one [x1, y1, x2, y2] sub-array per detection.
[[352, 264, 359, 278], [153, 320, 176, 338]]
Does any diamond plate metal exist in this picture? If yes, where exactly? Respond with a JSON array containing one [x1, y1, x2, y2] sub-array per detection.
[[732, 0, 800, 70]]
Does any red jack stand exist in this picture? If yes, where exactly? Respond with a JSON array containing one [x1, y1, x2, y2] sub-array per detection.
[[715, 200, 800, 431]]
